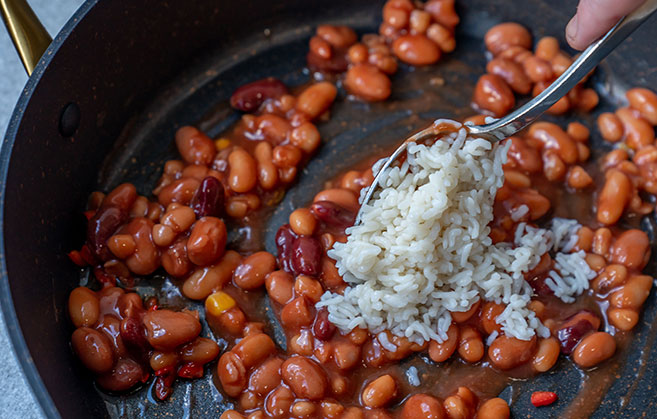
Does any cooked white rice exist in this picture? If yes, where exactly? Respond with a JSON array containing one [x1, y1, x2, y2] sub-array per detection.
[[318, 119, 594, 344]]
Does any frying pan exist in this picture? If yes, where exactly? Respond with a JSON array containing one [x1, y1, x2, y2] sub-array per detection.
[[2, 0, 657, 417]]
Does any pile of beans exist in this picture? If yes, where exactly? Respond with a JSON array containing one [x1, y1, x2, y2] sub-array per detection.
[[68, 285, 218, 399], [308, 0, 459, 101], [473, 22, 599, 117], [65, 7, 657, 418]]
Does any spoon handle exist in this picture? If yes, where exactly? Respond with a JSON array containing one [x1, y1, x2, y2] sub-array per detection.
[[470, 0, 657, 141]]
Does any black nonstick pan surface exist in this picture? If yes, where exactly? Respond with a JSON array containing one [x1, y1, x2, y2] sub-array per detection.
[[2, 0, 657, 417]]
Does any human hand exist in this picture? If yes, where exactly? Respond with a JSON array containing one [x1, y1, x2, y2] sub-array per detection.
[[566, 0, 647, 50]]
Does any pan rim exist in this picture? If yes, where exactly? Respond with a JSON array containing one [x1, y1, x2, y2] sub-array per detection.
[[0, 1, 99, 417]]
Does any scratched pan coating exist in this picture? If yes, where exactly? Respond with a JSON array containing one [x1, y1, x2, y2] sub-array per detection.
[[5, 0, 657, 417]]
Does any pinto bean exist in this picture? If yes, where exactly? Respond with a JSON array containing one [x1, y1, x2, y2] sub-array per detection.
[[123, 218, 160, 275], [290, 122, 321, 154], [233, 333, 276, 368], [233, 251, 277, 290], [161, 236, 191, 277], [532, 337, 560, 372], [610, 229, 650, 269], [71, 327, 115, 373], [157, 177, 201, 207], [392, 34, 441, 65], [68, 287, 100, 328], [143, 309, 201, 351], [616, 107, 654, 149], [486, 57, 531, 94], [344, 64, 392, 102], [228, 148, 257, 193], [484, 22, 532, 55], [401, 394, 445, 419], [488, 335, 537, 370], [425, 0, 459, 30], [429, 323, 459, 362], [96, 358, 143, 392], [597, 169, 631, 225], [180, 337, 220, 364], [609, 274, 653, 309], [317, 25, 357, 48], [175, 126, 216, 166], [217, 352, 247, 397], [296, 82, 337, 120], [187, 217, 227, 266], [362, 374, 397, 408], [473, 74, 515, 117], [457, 326, 484, 363], [626, 87, 657, 125], [572, 332, 616, 368], [281, 356, 328, 400], [182, 250, 241, 300], [529, 122, 578, 164]]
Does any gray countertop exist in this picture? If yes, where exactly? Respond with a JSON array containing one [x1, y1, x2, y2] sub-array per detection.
[[0, 1, 85, 418]]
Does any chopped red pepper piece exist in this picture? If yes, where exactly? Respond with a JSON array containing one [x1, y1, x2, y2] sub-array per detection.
[[93, 267, 117, 287], [83, 210, 96, 220], [79, 245, 96, 265], [531, 391, 558, 407], [67, 250, 86, 267], [154, 366, 174, 377], [154, 373, 175, 400], [177, 362, 204, 379]]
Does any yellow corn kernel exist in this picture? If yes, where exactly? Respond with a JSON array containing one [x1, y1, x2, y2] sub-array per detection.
[[215, 138, 231, 150], [205, 291, 236, 317]]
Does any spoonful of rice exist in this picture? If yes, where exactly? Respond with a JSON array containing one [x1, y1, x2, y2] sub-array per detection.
[[356, 0, 657, 224]]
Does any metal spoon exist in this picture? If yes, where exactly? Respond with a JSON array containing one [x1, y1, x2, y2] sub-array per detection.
[[356, 0, 657, 224]]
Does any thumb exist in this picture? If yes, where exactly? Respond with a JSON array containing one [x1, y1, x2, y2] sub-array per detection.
[[566, 0, 646, 50]]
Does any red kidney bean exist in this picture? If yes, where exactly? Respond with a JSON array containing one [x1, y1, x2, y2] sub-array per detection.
[[87, 206, 128, 261], [154, 373, 175, 401], [119, 315, 150, 361], [275, 224, 297, 273], [291, 236, 322, 276], [190, 176, 224, 218], [309, 201, 356, 228], [187, 216, 227, 266], [143, 309, 201, 351], [556, 311, 600, 354], [313, 308, 336, 341], [230, 77, 288, 112], [96, 358, 144, 392], [71, 327, 115, 373]]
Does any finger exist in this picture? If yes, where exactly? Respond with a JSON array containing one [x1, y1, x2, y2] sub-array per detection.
[[566, 0, 646, 50]]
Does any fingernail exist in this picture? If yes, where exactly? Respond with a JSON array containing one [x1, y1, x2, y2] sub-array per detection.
[[566, 14, 579, 42]]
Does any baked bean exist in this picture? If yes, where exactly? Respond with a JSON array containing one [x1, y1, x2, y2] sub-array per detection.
[[577, 142, 590, 162], [401, 394, 445, 419], [296, 82, 337, 120], [451, 300, 480, 323], [290, 122, 321, 154], [586, 253, 607, 272], [362, 374, 397, 408], [320, 400, 345, 418], [488, 335, 536, 370], [478, 398, 510, 419], [123, 218, 160, 275], [217, 352, 247, 397], [68, 287, 100, 328], [265, 270, 295, 305], [592, 264, 628, 293], [157, 177, 201, 206], [233, 333, 276, 368], [218, 307, 247, 335], [96, 359, 144, 392], [291, 401, 316, 418], [424, 0, 459, 30], [185, 216, 227, 266], [480, 301, 504, 334], [486, 57, 531, 95], [602, 150, 629, 171], [592, 227, 613, 256], [535, 36, 559, 61], [498, 45, 532, 64], [392, 34, 441, 66], [310, 35, 332, 59], [71, 327, 114, 373], [572, 332, 616, 368], [182, 250, 241, 300], [383, 0, 411, 29], [233, 251, 276, 290], [175, 126, 216, 166], [161, 205, 196, 233], [506, 136, 542, 173], [473, 74, 515, 117], [228, 148, 257, 193], [289, 208, 317, 236], [179, 337, 219, 365], [348, 43, 369, 64], [254, 142, 278, 190], [289, 330, 314, 356], [532, 337, 560, 372], [149, 351, 179, 371], [107, 234, 136, 259], [314, 188, 359, 212], [333, 340, 361, 370], [627, 87, 657, 125], [281, 356, 328, 400], [161, 236, 191, 277], [609, 274, 653, 309], [546, 96, 571, 115], [523, 56, 553, 83], [281, 296, 314, 328], [152, 224, 176, 247], [634, 145, 657, 165], [597, 112, 624, 143], [273, 145, 302, 168], [567, 121, 590, 142], [529, 122, 578, 164], [220, 411, 245, 419], [610, 229, 650, 269], [504, 169, 531, 188], [484, 22, 532, 55], [608, 307, 640, 331], [616, 107, 654, 149], [574, 226, 594, 252], [317, 25, 357, 48], [255, 114, 291, 145], [425, 23, 456, 53], [294, 275, 324, 303], [143, 309, 201, 351], [429, 323, 459, 362], [457, 326, 484, 363], [344, 64, 392, 102], [567, 166, 593, 189], [597, 169, 631, 225], [249, 356, 284, 396], [442, 395, 473, 419], [542, 150, 566, 181]]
